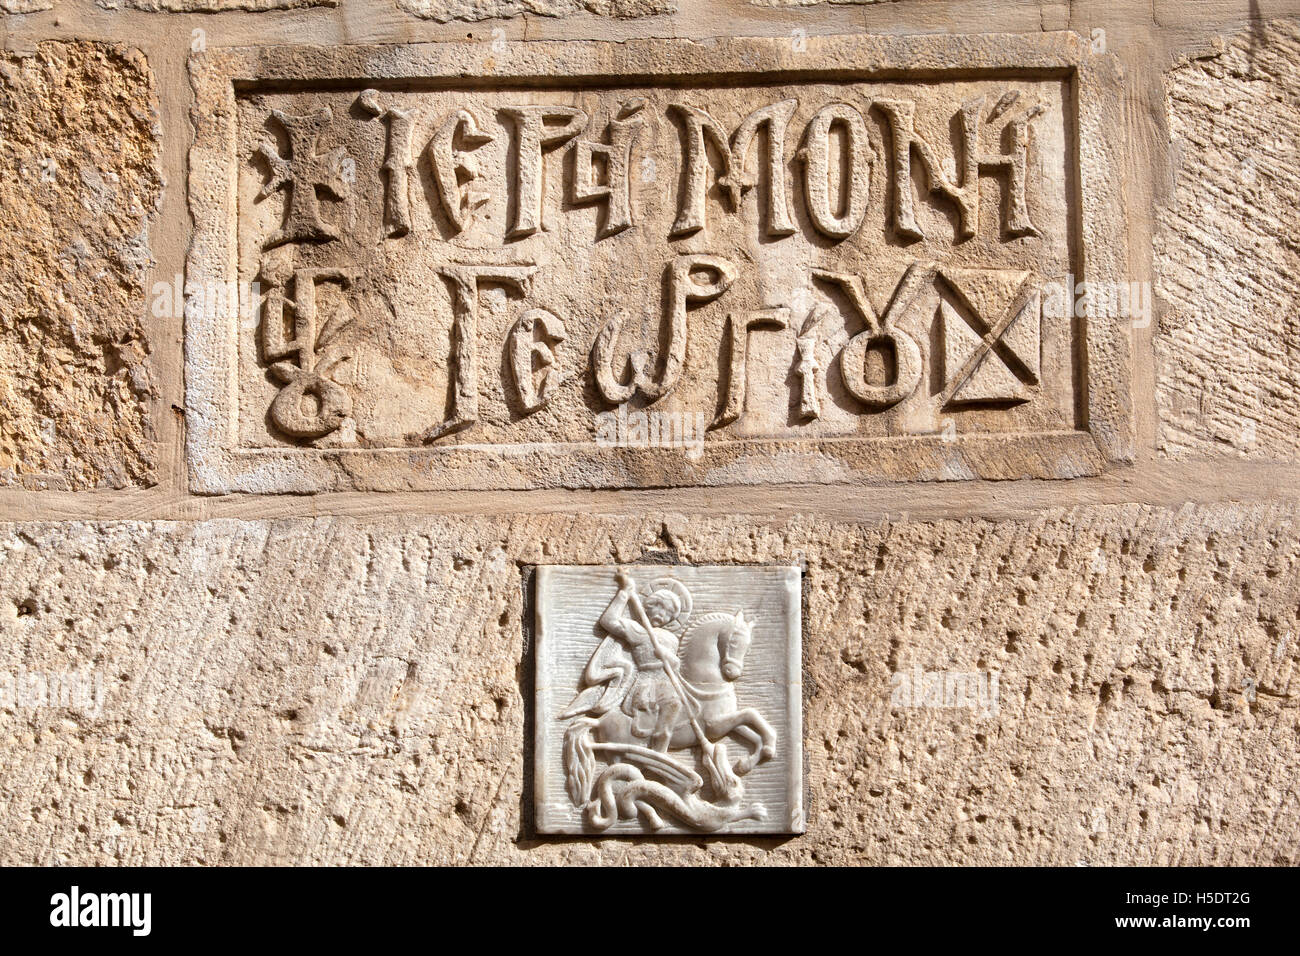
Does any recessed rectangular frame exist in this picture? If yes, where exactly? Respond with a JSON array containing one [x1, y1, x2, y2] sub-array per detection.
[[185, 32, 1132, 494], [532, 564, 805, 836]]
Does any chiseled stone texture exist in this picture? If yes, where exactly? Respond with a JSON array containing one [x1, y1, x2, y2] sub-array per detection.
[[397, 0, 673, 21], [0, 504, 1295, 865], [749, 0, 885, 6], [1156, 19, 1300, 460], [0, 43, 161, 489], [1, 0, 54, 12], [96, 0, 335, 10]]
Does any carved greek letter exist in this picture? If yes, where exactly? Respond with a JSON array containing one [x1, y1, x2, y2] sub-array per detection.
[[797, 103, 871, 240], [874, 93, 1043, 241], [501, 106, 588, 239], [358, 90, 420, 238], [711, 308, 790, 430], [571, 99, 645, 238], [593, 254, 737, 405], [669, 100, 798, 238], [793, 308, 829, 422], [936, 268, 1041, 407], [508, 308, 567, 413], [813, 264, 930, 410], [260, 262, 357, 439], [429, 109, 494, 233], [254, 107, 351, 249], [424, 264, 538, 442]]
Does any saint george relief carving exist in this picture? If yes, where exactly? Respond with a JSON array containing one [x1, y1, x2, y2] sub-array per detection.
[[186, 34, 1131, 493], [534, 565, 803, 835]]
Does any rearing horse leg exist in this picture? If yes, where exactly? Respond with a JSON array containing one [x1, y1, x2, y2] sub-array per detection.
[[728, 725, 763, 775], [703, 708, 777, 772]]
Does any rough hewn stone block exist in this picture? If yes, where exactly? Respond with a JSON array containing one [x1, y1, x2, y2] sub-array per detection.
[[1, 0, 54, 13], [396, 0, 673, 21], [750, 0, 885, 6], [0, 504, 1294, 864], [96, 0, 335, 10], [1156, 19, 1300, 459], [0, 43, 161, 489]]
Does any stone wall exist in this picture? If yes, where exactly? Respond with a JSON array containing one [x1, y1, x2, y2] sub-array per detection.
[[1, 0, 1297, 864]]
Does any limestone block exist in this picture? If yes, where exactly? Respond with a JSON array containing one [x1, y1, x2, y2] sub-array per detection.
[[96, 0, 335, 10], [0, 0, 54, 13], [0, 503, 1295, 864], [750, 0, 885, 6], [1156, 19, 1300, 459], [0, 43, 161, 489], [396, 0, 674, 22]]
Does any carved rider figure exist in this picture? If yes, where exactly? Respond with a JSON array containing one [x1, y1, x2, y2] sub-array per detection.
[[557, 568, 778, 832], [596, 572, 692, 752]]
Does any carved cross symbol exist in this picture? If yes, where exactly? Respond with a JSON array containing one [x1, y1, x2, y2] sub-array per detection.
[[936, 269, 1041, 408], [256, 106, 351, 249]]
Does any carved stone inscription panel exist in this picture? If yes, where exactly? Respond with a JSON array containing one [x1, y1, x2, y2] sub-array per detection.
[[534, 565, 803, 836], [187, 35, 1131, 492]]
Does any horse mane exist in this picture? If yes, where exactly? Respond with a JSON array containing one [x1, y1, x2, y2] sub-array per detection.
[[679, 611, 739, 655]]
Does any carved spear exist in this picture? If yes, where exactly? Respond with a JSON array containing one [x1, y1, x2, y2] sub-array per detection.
[[617, 569, 738, 799]]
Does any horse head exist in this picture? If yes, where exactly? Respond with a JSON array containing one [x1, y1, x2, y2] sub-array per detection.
[[718, 609, 753, 682], [680, 610, 757, 688]]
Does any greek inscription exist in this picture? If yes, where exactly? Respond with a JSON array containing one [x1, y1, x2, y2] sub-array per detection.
[[669, 100, 798, 238], [813, 265, 927, 410], [429, 109, 494, 233], [875, 93, 1042, 242], [571, 99, 645, 238], [712, 308, 790, 430], [508, 308, 568, 413], [502, 105, 588, 239], [424, 264, 538, 442], [358, 90, 420, 238], [797, 103, 872, 240], [593, 255, 736, 405], [199, 37, 1115, 494], [259, 261, 357, 439]]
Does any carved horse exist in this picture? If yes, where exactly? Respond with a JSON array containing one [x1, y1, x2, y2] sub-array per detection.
[[588, 610, 777, 788]]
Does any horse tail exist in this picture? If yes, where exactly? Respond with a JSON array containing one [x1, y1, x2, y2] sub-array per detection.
[[563, 718, 598, 807]]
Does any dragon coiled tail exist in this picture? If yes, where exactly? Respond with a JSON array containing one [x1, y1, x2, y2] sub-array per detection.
[[583, 763, 765, 832]]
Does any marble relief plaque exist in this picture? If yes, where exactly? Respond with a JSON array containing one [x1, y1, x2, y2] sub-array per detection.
[[533, 565, 803, 835], [186, 33, 1131, 493]]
